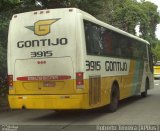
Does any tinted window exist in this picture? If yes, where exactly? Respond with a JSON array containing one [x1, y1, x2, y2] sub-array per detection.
[[84, 21, 103, 55], [84, 20, 147, 59]]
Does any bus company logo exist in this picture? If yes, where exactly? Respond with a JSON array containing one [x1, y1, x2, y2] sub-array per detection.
[[25, 19, 60, 36]]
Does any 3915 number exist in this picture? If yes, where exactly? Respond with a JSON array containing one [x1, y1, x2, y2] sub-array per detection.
[[31, 51, 53, 58], [86, 61, 101, 71]]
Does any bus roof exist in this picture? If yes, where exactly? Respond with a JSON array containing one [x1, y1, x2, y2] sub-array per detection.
[[77, 8, 150, 45], [12, 8, 149, 45]]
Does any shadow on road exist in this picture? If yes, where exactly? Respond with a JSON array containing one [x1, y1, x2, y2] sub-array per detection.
[[26, 109, 105, 123], [118, 94, 152, 109], [26, 94, 153, 123]]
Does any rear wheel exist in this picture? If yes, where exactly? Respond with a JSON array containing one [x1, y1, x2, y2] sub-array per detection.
[[108, 85, 119, 112], [141, 79, 149, 97]]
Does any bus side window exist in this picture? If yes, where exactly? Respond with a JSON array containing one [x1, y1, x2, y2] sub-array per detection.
[[84, 22, 93, 54], [102, 30, 113, 55], [112, 32, 123, 57], [84, 21, 103, 55], [91, 26, 103, 55], [119, 37, 130, 58]]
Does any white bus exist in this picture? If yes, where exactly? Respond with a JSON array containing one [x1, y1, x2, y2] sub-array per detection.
[[8, 8, 154, 112]]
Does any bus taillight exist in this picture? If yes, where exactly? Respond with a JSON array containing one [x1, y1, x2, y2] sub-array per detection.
[[8, 75, 13, 89], [76, 72, 84, 88]]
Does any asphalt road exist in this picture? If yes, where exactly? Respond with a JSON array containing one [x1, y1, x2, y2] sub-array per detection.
[[0, 80, 160, 131]]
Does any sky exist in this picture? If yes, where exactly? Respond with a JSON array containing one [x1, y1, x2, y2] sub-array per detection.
[[146, 0, 160, 40]]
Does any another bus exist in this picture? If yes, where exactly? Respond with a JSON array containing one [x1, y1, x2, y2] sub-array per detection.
[[8, 8, 154, 112], [154, 61, 160, 79]]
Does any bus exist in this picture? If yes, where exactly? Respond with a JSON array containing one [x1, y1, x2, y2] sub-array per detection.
[[7, 8, 154, 112], [154, 61, 160, 79]]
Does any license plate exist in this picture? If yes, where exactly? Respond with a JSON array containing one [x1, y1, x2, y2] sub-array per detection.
[[43, 81, 56, 87]]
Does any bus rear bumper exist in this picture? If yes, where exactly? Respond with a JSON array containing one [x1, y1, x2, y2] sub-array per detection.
[[8, 94, 88, 110]]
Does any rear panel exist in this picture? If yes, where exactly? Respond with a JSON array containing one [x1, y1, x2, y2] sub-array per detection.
[[8, 9, 77, 95], [154, 61, 160, 79]]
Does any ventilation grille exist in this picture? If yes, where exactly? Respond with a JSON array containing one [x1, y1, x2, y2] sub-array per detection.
[[89, 76, 101, 106]]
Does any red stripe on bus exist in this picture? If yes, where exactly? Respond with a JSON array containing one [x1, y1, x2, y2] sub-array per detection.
[[17, 75, 71, 81]]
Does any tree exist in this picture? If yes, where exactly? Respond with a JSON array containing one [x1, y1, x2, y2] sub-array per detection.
[[139, 1, 160, 41], [33, 0, 103, 16], [96, 0, 119, 23], [112, 0, 143, 34], [152, 40, 160, 60]]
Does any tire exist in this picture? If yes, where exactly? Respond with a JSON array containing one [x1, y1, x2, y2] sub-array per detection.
[[108, 85, 119, 112], [141, 79, 149, 97]]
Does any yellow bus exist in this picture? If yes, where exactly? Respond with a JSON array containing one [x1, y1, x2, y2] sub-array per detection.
[[8, 8, 154, 112], [154, 61, 160, 79]]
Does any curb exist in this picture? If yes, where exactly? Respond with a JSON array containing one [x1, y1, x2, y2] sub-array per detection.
[[0, 106, 10, 112]]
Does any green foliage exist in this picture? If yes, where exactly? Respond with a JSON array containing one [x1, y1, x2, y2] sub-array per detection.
[[152, 41, 160, 60], [0, 75, 8, 95], [139, 1, 160, 41], [31, 0, 103, 15], [0, 43, 7, 76], [75, 0, 103, 15], [112, 0, 142, 34], [96, 0, 160, 41], [0, 0, 20, 11], [0, 11, 12, 78]]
